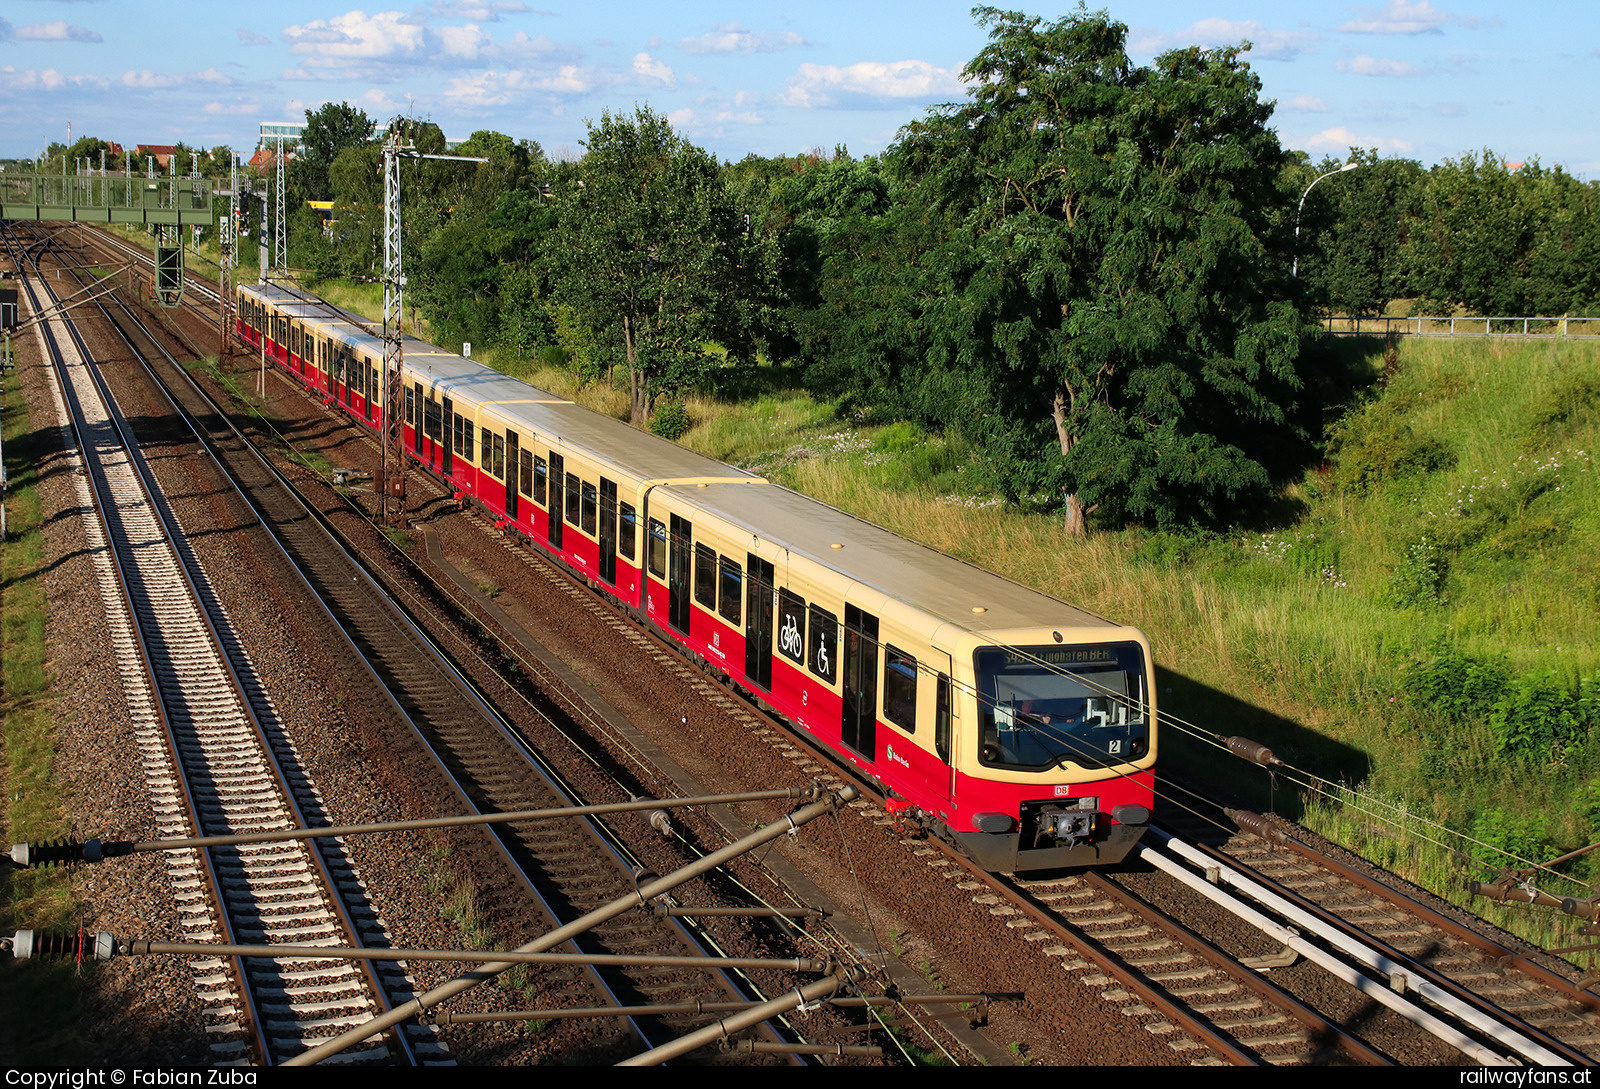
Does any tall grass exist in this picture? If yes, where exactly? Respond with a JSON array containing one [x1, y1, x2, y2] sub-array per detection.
[[2, 367, 86, 1059]]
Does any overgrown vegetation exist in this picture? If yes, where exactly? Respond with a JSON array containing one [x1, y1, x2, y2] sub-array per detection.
[[1, 367, 86, 1061]]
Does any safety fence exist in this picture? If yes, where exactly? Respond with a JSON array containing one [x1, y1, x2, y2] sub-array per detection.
[[1324, 315, 1600, 338]]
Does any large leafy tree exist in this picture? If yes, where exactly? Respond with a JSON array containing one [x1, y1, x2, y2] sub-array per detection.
[[813, 8, 1312, 534], [548, 107, 752, 425], [1297, 149, 1424, 316], [293, 102, 376, 202]]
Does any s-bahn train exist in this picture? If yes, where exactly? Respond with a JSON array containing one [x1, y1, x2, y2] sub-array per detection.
[[236, 282, 1156, 873]]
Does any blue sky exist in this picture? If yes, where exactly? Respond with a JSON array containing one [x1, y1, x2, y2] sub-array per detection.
[[3, 1, 1597, 175]]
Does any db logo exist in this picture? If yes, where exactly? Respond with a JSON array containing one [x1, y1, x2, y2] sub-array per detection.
[[713, 631, 720, 649]]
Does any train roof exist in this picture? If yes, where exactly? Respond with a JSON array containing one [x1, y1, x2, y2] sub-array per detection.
[[243, 282, 1120, 639], [662, 480, 1117, 635]]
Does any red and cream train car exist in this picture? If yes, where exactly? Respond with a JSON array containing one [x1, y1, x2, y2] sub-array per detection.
[[238, 282, 1156, 873]]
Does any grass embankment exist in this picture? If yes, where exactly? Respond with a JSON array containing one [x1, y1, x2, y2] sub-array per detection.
[[1, 364, 86, 1059]]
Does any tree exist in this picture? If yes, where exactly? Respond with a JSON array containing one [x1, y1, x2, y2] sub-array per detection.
[[812, 7, 1311, 534], [547, 107, 751, 425], [293, 102, 376, 202], [1297, 149, 1423, 315]]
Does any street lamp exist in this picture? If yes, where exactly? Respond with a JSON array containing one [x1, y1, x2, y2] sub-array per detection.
[[1292, 160, 1362, 279]]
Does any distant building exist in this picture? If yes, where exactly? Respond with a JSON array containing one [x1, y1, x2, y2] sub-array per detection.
[[259, 121, 305, 145], [135, 144, 178, 169]]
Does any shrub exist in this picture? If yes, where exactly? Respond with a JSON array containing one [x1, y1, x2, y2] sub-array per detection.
[[1403, 642, 1510, 722], [1328, 404, 1457, 495], [1471, 807, 1557, 865], [1488, 670, 1596, 762], [650, 400, 691, 440], [1387, 537, 1446, 608]]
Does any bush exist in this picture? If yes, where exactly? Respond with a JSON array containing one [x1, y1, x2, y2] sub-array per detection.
[[1403, 642, 1510, 722], [650, 400, 691, 440], [1328, 404, 1457, 495], [1387, 537, 1446, 608], [1471, 807, 1557, 865], [1488, 670, 1597, 762]]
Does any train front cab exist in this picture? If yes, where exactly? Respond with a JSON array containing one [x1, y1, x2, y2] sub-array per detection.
[[944, 628, 1156, 873]]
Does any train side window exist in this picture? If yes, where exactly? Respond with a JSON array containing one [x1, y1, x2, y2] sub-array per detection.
[[452, 413, 462, 452], [648, 519, 667, 577], [459, 414, 473, 461], [565, 473, 581, 526], [884, 646, 917, 733], [694, 544, 717, 608], [424, 397, 443, 440], [481, 427, 493, 468], [777, 590, 806, 664], [718, 557, 742, 625], [533, 456, 547, 504], [492, 434, 505, 479], [808, 605, 838, 685], [405, 387, 415, 426], [619, 502, 636, 560], [519, 449, 533, 497], [581, 481, 597, 535]]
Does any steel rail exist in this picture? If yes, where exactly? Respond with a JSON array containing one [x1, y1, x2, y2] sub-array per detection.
[[45, 228, 428, 1066], [5, 225, 274, 1065]]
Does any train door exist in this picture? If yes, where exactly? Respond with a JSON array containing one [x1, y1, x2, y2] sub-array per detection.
[[744, 555, 775, 691], [842, 605, 880, 760], [442, 395, 454, 476], [413, 383, 424, 454], [668, 514, 692, 634], [547, 451, 564, 549], [505, 431, 519, 522], [932, 649, 954, 801], [598, 478, 617, 584]]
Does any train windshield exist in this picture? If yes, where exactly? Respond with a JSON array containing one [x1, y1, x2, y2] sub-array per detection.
[[974, 642, 1149, 772]]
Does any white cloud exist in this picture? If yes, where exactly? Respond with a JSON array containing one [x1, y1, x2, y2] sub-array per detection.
[[1300, 125, 1413, 152], [667, 107, 695, 128], [444, 63, 615, 106], [1336, 54, 1422, 76], [631, 51, 675, 88], [16, 21, 102, 43], [281, 9, 572, 80], [203, 101, 262, 115], [237, 28, 271, 46], [1339, 1, 1482, 35], [1284, 94, 1333, 112], [0, 66, 108, 93], [1129, 19, 1316, 61], [420, 0, 529, 20], [122, 68, 232, 89], [284, 11, 426, 67], [785, 59, 964, 108], [680, 23, 805, 55]]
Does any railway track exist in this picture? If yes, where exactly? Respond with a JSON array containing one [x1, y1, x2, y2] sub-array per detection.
[[42, 223, 836, 1064], [7, 226, 434, 1066]]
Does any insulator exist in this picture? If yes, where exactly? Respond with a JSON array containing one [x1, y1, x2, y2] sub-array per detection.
[[12, 838, 91, 867], [1224, 736, 1282, 767], [631, 795, 672, 837], [1226, 809, 1285, 843], [1562, 898, 1600, 920], [11, 929, 117, 962]]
